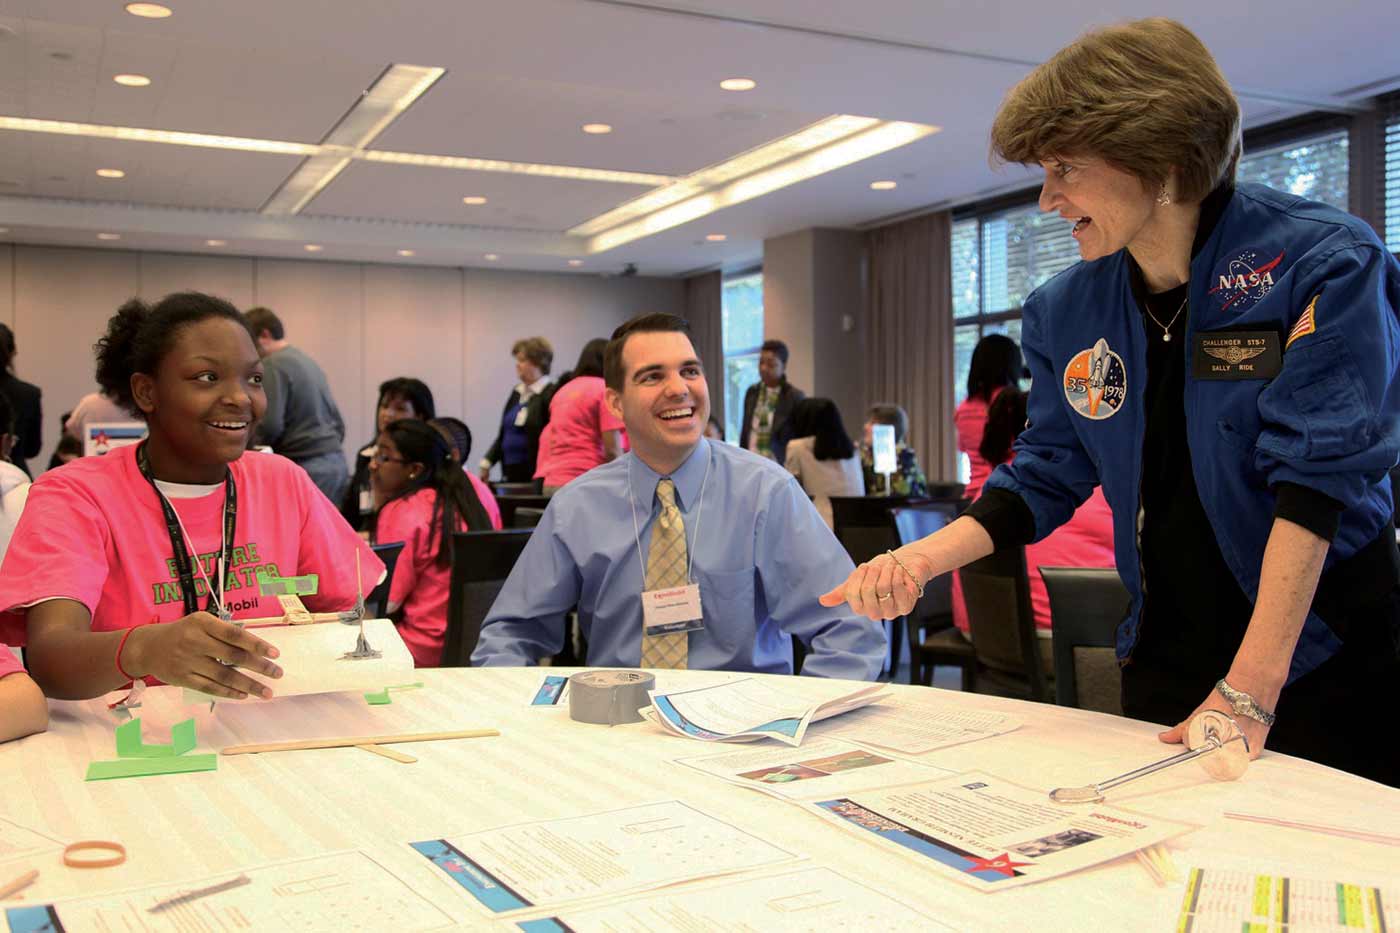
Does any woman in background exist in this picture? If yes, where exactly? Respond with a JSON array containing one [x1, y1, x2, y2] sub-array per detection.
[[859, 403, 928, 497], [371, 419, 492, 667], [533, 339, 624, 494], [955, 334, 1021, 499], [342, 377, 435, 530], [784, 398, 864, 530], [0, 325, 42, 478], [479, 337, 554, 483]]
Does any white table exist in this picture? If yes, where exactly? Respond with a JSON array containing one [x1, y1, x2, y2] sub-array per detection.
[[1, 668, 1395, 931]]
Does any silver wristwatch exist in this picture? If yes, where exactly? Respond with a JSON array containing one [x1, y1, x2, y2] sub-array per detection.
[[1214, 679, 1276, 727]]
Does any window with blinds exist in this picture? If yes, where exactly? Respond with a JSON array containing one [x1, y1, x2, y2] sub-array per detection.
[[1237, 128, 1350, 211], [1385, 101, 1400, 253]]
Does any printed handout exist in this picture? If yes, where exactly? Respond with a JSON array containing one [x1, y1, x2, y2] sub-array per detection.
[[675, 737, 952, 801], [809, 695, 1023, 755], [648, 678, 887, 746]]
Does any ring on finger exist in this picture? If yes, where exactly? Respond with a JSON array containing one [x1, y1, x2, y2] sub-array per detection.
[[876, 592, 893, 601]]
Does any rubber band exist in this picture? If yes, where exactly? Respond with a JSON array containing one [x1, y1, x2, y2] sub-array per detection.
[[63, 840, 126, 869], [115, 625, 143, 682]]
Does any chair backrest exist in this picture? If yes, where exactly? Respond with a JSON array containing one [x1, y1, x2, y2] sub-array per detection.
[[959, 546, 1049, 701], [494, 494, 552, 529], [889, 502, 959, 624], [830, 495, 915, 565], [512, 507, 546, 529], [364, 541, 405, 618], [1040, 566, 1129, 715], [491, 480, 542, 497], [442, 529, 533, 667]]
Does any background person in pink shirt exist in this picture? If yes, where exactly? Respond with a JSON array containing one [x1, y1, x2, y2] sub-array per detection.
[[371, 419, 493, 666], [0, 293, 383, 702], [0, 645, 46, 742], [534, 339, 624, 493], [430, 416, 503, 530], [955, 334, 1023, 500]]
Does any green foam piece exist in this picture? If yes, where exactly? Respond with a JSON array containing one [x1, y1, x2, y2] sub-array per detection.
[[257, 572, 319, 596], [86, 754, 218, 781], [115, 717, 197, 758], [364, 690, 391, 705]]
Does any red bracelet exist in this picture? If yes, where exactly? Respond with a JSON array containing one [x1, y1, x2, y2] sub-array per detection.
[[114, 625, 143, 682]]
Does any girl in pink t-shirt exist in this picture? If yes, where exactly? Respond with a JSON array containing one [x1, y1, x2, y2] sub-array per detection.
[[0, 293, 383, 701], [429, 417, 503, 530], [533, 340, 624, 492], [0, 646, 46, 742], [372, 419, 493, 667]]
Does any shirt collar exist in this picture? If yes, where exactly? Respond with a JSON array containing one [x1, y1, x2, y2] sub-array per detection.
[[627, 439, 710, 512], [516, 375, 551, 399]]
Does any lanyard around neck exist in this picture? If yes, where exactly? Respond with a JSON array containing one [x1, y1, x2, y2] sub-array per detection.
[[136, 443, 237, 618], [627, 446, 712, 587]]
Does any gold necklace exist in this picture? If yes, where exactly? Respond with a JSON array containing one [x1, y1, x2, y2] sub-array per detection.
[[1145, 296, 1188, 342]]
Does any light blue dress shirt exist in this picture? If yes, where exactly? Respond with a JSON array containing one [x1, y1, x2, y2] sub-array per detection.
[[473, 439, 885, 680]]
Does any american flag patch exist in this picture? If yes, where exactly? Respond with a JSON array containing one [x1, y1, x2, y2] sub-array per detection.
[[1286, 295, 1318, 348]]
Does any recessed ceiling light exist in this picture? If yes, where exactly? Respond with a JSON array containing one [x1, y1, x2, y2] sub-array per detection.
[[303, 244, 323, 252], [397, 249, 416, 257], [97, 233, 121, 240], [461, 196, 487, 205], [567, 259, 584, 267], [870, 180, 897, 190], [705, 234, 727, 242], [113, 74, 151, 87], [96, 168, 125, 178], [484, 253, 499, 261], [205, 239, 226, 246], [125, 3, 173, 18], [581, 123, 613, 135], [719, 78, 757, 91]]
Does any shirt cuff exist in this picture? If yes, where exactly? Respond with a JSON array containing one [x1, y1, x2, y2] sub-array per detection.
[[963, 488, 1037, 550], [1273, 481, 1344, 542]]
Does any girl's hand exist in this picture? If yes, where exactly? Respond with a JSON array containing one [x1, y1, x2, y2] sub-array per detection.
[[124, 613, 283, 699]]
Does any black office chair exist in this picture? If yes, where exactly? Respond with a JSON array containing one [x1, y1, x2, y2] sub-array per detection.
[[1040, 566, 1129, 715], [364, 541, 405, 618], [495, 494, 552, 529], [491, 480, 543, 497], [512, 507, 546, 529], [959, 547, 1052, 702], [830, 495, 919, 677], [442, 529, 533, 667], [889, 503, 975, 688]]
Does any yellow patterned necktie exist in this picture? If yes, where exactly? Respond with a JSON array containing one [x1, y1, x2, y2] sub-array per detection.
[[641, 478, 689, 669]]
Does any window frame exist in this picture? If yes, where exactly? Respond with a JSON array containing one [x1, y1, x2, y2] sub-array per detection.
[[719, 265, 765, 443]]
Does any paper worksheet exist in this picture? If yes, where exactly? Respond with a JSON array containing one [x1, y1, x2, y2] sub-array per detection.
[[1, 850, 457, 932], [185, 618, 415, 703], [0, 816, 64, 867], [675, 737, 952, 802], [512, 866, 957, 932], [1173, 864, 1400, 932], [409, 801, 801, 916], [808, 770, 1196, 892], [648, 678, 887, 746], [808, 695, 1024, 755]]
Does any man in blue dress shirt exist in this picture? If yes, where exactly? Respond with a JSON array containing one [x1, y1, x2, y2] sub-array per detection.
[[473, 313, 885, 679]]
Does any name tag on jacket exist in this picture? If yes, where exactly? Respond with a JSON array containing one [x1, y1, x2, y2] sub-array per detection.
[[1192, 331, 1282, 380]]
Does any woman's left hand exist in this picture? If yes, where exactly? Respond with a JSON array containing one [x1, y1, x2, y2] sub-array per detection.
[[1158, 686, 1272, 761]]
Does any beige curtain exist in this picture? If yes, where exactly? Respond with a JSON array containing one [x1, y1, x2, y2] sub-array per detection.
[[684, 270, 724, 423], [863, 212, 957, 480]]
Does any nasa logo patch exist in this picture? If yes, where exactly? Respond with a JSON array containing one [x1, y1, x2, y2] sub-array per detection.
[[1063, 339, 1127, 420], [1208, 247, 1286, 313]]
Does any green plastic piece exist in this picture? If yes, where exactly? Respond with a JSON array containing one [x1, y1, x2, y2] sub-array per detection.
[[85, 754, 218, 781], [364, 690, 391, 705], [114, 718, 197, 758]]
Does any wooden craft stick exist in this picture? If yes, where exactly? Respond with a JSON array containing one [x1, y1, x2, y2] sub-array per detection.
[[358, 744, 417, 764], [1134, 850, 1165, 887], [0, 868, 38, 900], [1222, 811, 1400, 846], [221, 729, 499, 756]]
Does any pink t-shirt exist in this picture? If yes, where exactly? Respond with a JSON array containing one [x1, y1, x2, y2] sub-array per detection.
[[534, 376, 624, 488], [0, 644, 23, 679], [375, 487, 485, 668], [954, 390, 1002, 501], [0, 445, 384, 654], [466, 471, 504, 530]]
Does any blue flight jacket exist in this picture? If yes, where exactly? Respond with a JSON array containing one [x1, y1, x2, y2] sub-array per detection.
[[984, 183, 1400, 682]]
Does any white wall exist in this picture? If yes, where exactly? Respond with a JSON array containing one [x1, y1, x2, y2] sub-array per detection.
[[0, 244, 685, 476]]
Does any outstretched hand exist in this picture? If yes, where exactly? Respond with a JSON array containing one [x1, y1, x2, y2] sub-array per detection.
[[819, 552, 927, 620], [124, 613, 283, 700]]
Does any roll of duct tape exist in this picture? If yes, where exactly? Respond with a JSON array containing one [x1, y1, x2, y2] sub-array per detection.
[[567, 670, 656, 725]]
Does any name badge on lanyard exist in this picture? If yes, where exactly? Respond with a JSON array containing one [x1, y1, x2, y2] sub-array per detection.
[[514, 401, 530, 427], [642, 584, 704, 636]]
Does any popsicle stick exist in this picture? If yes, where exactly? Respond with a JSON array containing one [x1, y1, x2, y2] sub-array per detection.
[[1135, 850, 1165, 887], [221, 729, 499, 756], [358, 744, 417, 764], [0, 868, 38, 900]]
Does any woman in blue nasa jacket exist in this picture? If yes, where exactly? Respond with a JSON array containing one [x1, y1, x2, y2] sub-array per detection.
[[823, 19, 1400, 785]]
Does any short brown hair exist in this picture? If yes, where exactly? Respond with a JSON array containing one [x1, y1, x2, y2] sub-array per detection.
[[990, 18, 1240, 202], [511, 336, 553, 375], [244, 306, 284, 341], [603, 313, 691, 391]]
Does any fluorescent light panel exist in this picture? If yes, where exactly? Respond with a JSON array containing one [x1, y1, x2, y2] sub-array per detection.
[[0, 116, 319, 155], [568, 115, 879, 237], [358, 149, 671, 186], [262, 64, 445, 215], [585, 120, 938, 254]]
